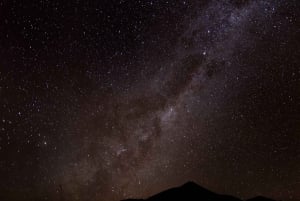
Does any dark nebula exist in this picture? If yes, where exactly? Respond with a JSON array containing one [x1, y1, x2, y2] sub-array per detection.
[[0, 0, 299, 201]]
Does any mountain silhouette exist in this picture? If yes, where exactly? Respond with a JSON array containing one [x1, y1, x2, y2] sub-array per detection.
[[247, 196, 277, 201], [122, 181, 276, 201]]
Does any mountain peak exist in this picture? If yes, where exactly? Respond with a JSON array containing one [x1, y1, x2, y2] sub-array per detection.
[[122, 182, 276, 201], [181, 181, 213, 193], [182, 181, 199, 187]]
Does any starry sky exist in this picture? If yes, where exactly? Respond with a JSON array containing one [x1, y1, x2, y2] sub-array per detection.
[[0, 0, 299, 201]]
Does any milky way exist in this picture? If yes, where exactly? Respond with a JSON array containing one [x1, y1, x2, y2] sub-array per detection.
[[0, 1, 299, 201]]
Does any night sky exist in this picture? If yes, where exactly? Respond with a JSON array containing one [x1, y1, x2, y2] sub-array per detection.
[[0, 0, 299, 201]]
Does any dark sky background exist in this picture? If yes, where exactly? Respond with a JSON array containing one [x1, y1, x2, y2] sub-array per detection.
[[0, 0, 299, 201]]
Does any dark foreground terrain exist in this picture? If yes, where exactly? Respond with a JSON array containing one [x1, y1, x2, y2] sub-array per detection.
[[122, 182, 276, 201]]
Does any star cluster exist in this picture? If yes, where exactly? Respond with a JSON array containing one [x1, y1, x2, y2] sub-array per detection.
[[0, 1, 299, 201]]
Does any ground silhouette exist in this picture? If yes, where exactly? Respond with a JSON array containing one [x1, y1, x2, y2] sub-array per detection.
[[247, 196, 278, 201], [122, 181, 277, 201]]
